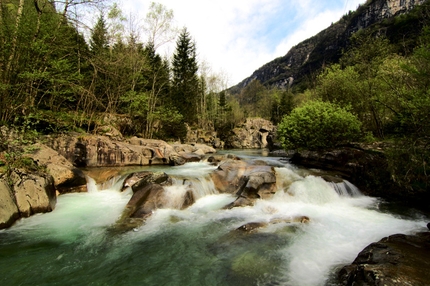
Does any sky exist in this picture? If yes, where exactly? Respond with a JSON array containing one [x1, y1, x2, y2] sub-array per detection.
[[119, 0, 366, 86]]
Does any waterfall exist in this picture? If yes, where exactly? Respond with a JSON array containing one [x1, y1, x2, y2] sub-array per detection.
[[329, 180, 362, 197], [85, 175, 98, 193], [1, 152, 427, 286]]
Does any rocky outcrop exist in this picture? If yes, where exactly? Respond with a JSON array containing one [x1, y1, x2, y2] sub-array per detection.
[[185, 125, 224, 148], [337, 231, 430, 286], [230, 0, 426, 92], [0, 169, 57, 229], [113, 171, 173, 231], [27, 143, 87, 193], [289, 146, 400, 200], [225, 118, 276, 149], [0, 177, 19, 229], [46, 134, 214, 168], [10, 169, 56, 217]]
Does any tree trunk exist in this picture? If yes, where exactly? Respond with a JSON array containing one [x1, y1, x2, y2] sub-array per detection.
[[5, 0, 25, 79]]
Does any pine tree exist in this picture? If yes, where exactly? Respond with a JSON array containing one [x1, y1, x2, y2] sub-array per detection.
[[171, 28, 199, 124], [90, 15, 108, 55]]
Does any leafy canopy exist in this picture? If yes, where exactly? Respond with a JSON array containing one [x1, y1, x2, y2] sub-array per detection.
[[277, 100, 362, 150]]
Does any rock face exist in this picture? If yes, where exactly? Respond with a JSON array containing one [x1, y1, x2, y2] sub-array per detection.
[[46, 134, 213, 168], [10, 170, 56, 217], [230, 0, 426, 92], [0, 177, 19, 229], [338, 232, 430, 286], [185, 125, 224, 148], [28, 143, 87, 193], [225, 118, 276, 149], [0, 169, 57, 229]]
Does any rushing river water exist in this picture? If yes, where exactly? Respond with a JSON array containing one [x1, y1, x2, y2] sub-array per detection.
[[0, 150, 428, 286]]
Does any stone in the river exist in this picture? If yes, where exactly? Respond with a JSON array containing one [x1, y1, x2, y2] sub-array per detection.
[[337, 232, 430, 285], [0, 177, 19, 229], [211, 158, 277, 208]]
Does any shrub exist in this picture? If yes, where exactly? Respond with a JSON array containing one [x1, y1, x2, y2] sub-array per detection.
[[277, 100, 362, 150]]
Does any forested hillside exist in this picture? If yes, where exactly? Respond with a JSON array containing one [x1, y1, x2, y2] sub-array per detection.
[[0, 0, 234, 140]]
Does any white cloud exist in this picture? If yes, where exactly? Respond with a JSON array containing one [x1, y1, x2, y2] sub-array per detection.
[[119, 0, 366, 86]]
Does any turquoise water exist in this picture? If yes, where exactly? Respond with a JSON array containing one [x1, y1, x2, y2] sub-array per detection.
[[0, 151, 427, 286]]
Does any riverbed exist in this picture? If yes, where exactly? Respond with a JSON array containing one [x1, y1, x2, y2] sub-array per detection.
[[0, 150, 427, 286]]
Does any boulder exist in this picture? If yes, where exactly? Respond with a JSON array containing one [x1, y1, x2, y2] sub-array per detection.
[[9, 169, 56, 217], [337, 232, 430, 286], [171, 143, 216, 155], [114, 172, 173, 230], [27, 143, 87, 193], [0, 177, 19, 229], [47, 134, 175, 167], [47, 134, 216, 168], [225, 118, 276, 149], [211, 157, 277, 207]]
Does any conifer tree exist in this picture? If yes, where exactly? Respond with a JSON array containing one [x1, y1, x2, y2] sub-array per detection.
[[171, 28, 199, 124]]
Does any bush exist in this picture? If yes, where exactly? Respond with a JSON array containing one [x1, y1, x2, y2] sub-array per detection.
[[277, 100, 362, 150]]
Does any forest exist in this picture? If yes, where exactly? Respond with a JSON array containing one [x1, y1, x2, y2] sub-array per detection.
[[0, 0, 429, 193]]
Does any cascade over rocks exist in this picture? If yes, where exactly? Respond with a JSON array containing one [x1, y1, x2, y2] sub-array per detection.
[[289, 145, 405, 201], [337, 231, 430, 286], [225, 118, 276, 149], [115, 155, 278, 231]]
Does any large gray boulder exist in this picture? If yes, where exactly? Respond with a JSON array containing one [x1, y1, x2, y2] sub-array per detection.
[[337, 231, 430, 286], [28, 143, 87, 193], [225, 118, 275, 149], [10, 169, 56, 217], [0, 177, 19, 229], [210, 157, 277, 207]]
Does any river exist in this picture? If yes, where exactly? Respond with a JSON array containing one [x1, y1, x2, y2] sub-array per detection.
[[0, 150, 427, 286]]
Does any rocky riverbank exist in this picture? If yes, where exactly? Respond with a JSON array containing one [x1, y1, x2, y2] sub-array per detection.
[[0, 132, 216, 229]]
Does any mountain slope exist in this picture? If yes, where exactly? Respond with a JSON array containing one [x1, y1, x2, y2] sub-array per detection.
[[229, 0, 428, 94]]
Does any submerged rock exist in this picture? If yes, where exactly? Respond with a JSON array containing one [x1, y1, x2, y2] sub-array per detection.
[[236, 216, 310, 233]]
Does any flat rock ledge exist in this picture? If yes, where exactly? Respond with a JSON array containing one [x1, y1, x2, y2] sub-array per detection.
[[46, 134, 215, 168]]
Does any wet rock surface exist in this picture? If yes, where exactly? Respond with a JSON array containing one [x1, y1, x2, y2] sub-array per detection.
[[289, 146, 413, 203], [337, 231, 430, 286], [210, 158, 277, 207], [0, 169, 56, 229]]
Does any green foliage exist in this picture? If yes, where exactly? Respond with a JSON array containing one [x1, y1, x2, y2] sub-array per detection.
[[271, 89, 294, 124], [277, 100, 362, 150]]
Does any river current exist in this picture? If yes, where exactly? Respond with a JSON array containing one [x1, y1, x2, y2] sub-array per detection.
[[0, 150, 427, 286]]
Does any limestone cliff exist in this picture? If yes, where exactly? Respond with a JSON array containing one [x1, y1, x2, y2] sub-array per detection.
[[230, 0, 427, 93]]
